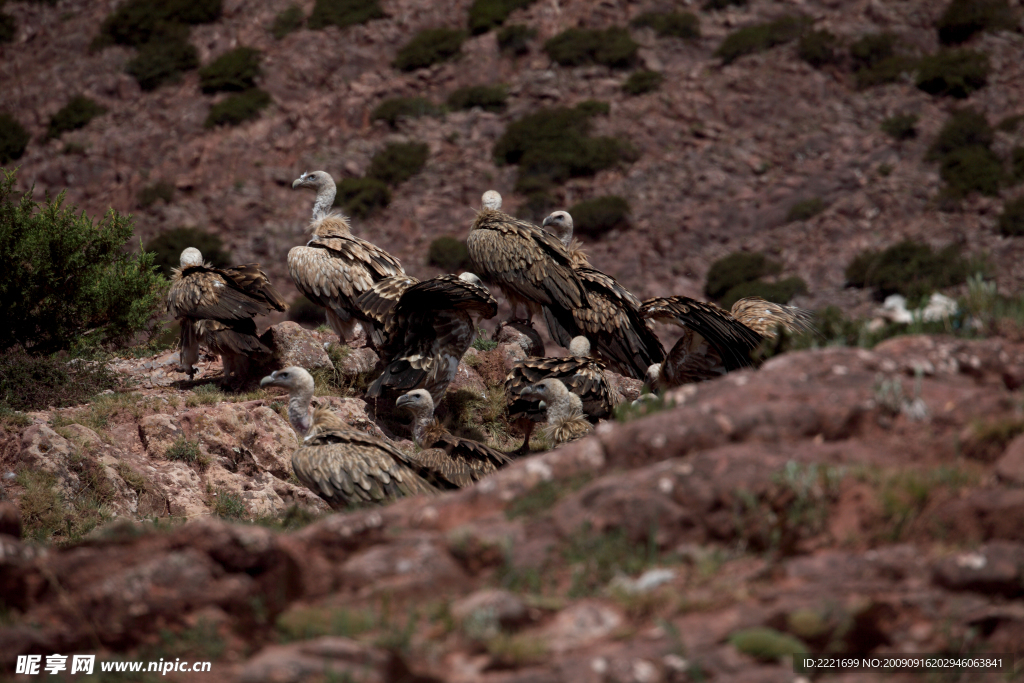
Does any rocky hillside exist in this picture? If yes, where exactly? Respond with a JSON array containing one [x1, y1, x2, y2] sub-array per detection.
[[2, 0, 1024, 319]]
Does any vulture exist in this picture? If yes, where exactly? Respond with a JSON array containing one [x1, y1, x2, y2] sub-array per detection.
[[504, 335, 614, 455], [520, 377, 594, 448], [641, 295, 815, 392], [396, 389, 512, 488], [260, 367, 436, 508], [367, 273, 498, 405], [541, 210, 664, 379], [167, 247, 287, 385], [289, 171, 405, 348]]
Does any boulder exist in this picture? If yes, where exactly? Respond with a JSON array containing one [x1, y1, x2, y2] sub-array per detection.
[[261, 322, 334, 374]]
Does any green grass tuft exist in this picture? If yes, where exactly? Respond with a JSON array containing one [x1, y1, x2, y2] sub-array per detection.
[[212, 488, 247, 519], [308, 0, 383, 30], [715, 15, 809, 66], [447, 84, 508, 112], [204, 88, 272, 128], [367, 142, 429, 186], [729, 627, 809, 662], [198, 46, 261, 94], [370, 96, 441, 127], [394, 28, 466, 71], [165, 436, 210, 469], [880, 113, 918, 141], [630, 11, 699, 40], [46, 96, 107, 140], [622, 70, 663, 96], [334, 177, 391, 219], [915, 48, 990, 99], [543, 27, 638, 68], [271, 4, 304, 39]]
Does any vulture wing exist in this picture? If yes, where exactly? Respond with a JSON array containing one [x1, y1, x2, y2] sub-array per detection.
[[642, 296, 763, 372]]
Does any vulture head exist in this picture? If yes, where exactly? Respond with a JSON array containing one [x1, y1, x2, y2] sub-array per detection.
[[568, 335, 591, 358], [292, 171, 338, 221], [521, 377, 584, 422], [481, 190, 502, 211], [458, 271, 484, 287], [179, 247, 204, 269], [396, 389, 435, 421], [541, 211, 574, 248], [643, 363, 662, 392], [260, 366, 316, 435]]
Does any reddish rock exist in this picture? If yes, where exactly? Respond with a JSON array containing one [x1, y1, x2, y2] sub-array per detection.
[[261, 322, 333, 374]]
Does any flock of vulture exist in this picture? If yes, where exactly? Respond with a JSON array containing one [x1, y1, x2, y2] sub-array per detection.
[[166, 171, 816, 509]]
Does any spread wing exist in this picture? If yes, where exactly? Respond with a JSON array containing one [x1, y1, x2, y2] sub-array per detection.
[[642, 296, 763, 372], [168, 266, 283, 321], [730, 297, 817, 339]]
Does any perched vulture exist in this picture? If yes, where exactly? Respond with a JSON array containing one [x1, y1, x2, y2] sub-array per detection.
[[260, 367, 436, 508], [641, 295, 815, 392], [396, 389, 512, 488], [289, 171, 405, 347], [541, 210, 664, 379], [167, 247, 287, 385], [504, 336, 613, 454], [520, 377, 594, 448], [367, 273, 497, 405]]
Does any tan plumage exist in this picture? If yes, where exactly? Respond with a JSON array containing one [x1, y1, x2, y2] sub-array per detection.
[[368, 274, 498, 405], [397, 389, 512, 488], [167, 248, 286, 383], [729, 297, 817, 339], [290, 171, 405, 347], [520, 377, 594, 447], [353, 275, 420, 332], [260, 367, 435, 509]]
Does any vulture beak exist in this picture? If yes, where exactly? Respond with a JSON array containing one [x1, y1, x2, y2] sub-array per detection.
[[541, 215, 554, 228], [291, 178, 304, 189], [260, 372, 279, 388], [396, 394, 414, 410]]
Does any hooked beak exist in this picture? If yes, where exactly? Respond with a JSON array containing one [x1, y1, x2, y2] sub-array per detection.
[[396, 394, 414, 410], [541, 215, 554, 227], [291, 178, 304, 189], [260, 372, 279, 388]]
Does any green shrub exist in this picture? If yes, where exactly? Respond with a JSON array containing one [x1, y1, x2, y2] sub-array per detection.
[[998, 197, 1024, 236], [138, 181, 175, 209], [998, 114, 1024, 133], [0, 12, 15, 44], [125, 35, 199, 91], [0, 168, 165, 354], [287, 295, 325, 326], [720, 277, 808, 309], [166, 436, 207, 467], [428, 236, 471, 270], [204, 88, 272, 128], [46, 96, 107, 140], [703, 0, 746, 8], [880, 113, 918, 141], [0, 350, 121, 412], [1012, 146, 1024, 183], [370, 97, 441, 127], [576, 99, 610, 117], [849, 32, 895, 71], [366, 142, 429, 186], [854, 55, 916, 88], [729, 627, 808, 663], [468, 0, 535, 35], [447, 84, 508, 112], [715, 15, 809, 65], [146, 226, 232, 276], [308, 0, 383, 30], [0, 112, 30, 164], [845, 240, 973, 302], [915, 49, 989, 98], [797, 29, 840, 68], [939, 145, 1004, 197], [272, 4, 304, 39], [705, 251, 782, 301], [497, 24, 536, 55], [927, 108, 993, 161], [334, 177, 391, 219], [394, 28, 466, 71], [630, 11, 699, 40], [567, 196, 630, 238], [199, 46, 261, 94], [786, 197, 826, 222], [543, 27, 639, 68], [94, 0, 221, 49], [622, 70, 663, 95], [937, 0, 1014, 45]]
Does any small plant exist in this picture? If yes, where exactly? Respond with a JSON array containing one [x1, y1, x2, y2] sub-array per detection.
[[287, 295, 326, 326], [427, 236, 471, 270], [497, 24, 536, 55], [46, 96, 107, 140], [366, 142, 429, 186], [880, 113, 918, 141], [705, 251, 782, 301], [504, 474, 592, 519], [0, 350, 122, 412], [961, 417, 1024, 461], [729, 627, 808, 663], [543, 27, 638, 68], [212, 488, 247, 519], [0, 12, 15, 45], [165, 436, 210, 468], [0, 112, 30, 164], [472, 335, 499, 352], [915, 48, 990, 98], [703, 0, 746, 8], [334, 177, 390, 219], [308, 0, 383, 30], [204, 88, 272, 128], [276, 605, 376, 642], [198, 46, 261, 94], [630, 11, 699, 40], [998, 114, 1024, 132], [786, 197, 826, 222], [714, 15, 809, 66], [145, 226, 231, 275], [125, 35, 199, 91], [797, 29, 840, 68], [845, 240, 974, 303], [1012, 147, 1024, 183], [936, 0, 1014, 45], [623, 70, 663, 96], [567, 196, 631, 238], [394, 28, 466, 71], [93, 0, 222, 49], [271, 4, 304, 39], [467, 0, 535, 35], [447, 84, 508, 112], [564, 523, 660, 598], [138, 180, 175, 208], [939, 145, 1004, 197], [927, 108, 993, 161], [877, 163, 893, 177], [370, 96, 441, 127], [849, 32, 915, 88], [998, 197, 1024, 237]]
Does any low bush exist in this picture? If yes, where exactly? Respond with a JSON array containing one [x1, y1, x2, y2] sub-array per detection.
[[998, 114, 1024, 133], [138, 181, 175, 209], [125, 35, 199, 91], [468, 0, 535, 35], [720, 277, 808, 309], [308, 0, 383, 31], [199, 46, 261, 94], [703, 0, 746, 8], [854, 55, 916, 88], [939, 145, 1004, 197], [998, 197, 1024, 237], [428, 236, 471, 270], [880, 113, 918, 141], [927, 108, 993, 161], [272, 4, 304, 39], [543, 27, 638, 68], [1013, 146, 1024, 182], [0, 12, 16, 44], [849, 32, 916, 88], [497, 24, 536, 55], [0, 112, 30, 164], [705, 251, 782, 301], [0, 350, 121, 412], [394, 28, 466, 72], [165, 436, 209, 468], [797, 29, 840, 68], [370, 97, 440, 127], [367, 142, 429, 186], [915, 49, 989, 98], [623, 70, 663, 95], [46, 96, 107, 140], [630, 11, 699, 40], [287, 295, 325, 326], [715, 15, 809, 65], [936, 0, 1014, 45], [786, 197, 826, 222], [93, 0, 221, 49], [845, 240, 973, 302], [447, 84, 508, 112], [146, 226, 232, 276], [334, 178, 391, 219], [204, 88, 272, 128], [567, 196, 630, 238]]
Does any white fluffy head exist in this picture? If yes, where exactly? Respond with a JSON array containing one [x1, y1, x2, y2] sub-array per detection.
[[459, 272, 483, 287], [179, 247, 204, 268], [260, 366, 315, 395], [482, 190, 502, 211], [568, 336, 591, 358], [396, 389, 435, 416]]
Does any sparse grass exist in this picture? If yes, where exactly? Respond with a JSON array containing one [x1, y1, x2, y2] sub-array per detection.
[[370, 96, 441, 128], [447, 84, 508, 112], [116, 462, 151, 495], [212, 488, 247, 520], [46, 95, 107, 140], [505, 473, 593, 519], [467, 0, 536, 35], [999, 197, 1024, 237], [916, 48, 990, 99], [204, 87, 272, 128], [497, 24, 535, 55], [865, 465, 978, 541], [797, 29, 840, 68], [141, 619, 226, 662], [428, 236, 471, 271], [714, 15, 810, 66], [729, 627, 809, 662], [253, 504, 321, 531], [623, 70, 663, 96], [308, 0, 383, 30], [51, 391, 147, 433], [614, 393, 674, 423], [845, 240, 976, 303], [564, 523, 660, 598], [0, 112, 30, 164], [334, 177, 391, 219], [786, 197, 827, 222], [16, 464, 114, 546], [881, 113, 918, 141], [271, 4, 304, 39], [0, 350, 122, 412], [0, 404, 31, 430], [543, 27, 638, 68], [485, 633, 549, 666], [366, 142, 429, 186], [198, 46, 261, 94], [630, 11, 699, 40], [705, 251, 782, 301], [394, 28, 466, 71], [186, 383, 227, 406], [960, 417, 1024, 462], [276, 605, 377, 642], [165, 436, 210, 469], [146, 226, 231, 275]]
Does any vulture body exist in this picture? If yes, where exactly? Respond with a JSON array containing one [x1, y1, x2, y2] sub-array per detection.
[[520, 377, 594, 448], [289, 171, 405, 348], [396, 389, 512, 488], [260, 367, 435, 508], [367, 273, 498, 405], [167, 248, 286, 385]]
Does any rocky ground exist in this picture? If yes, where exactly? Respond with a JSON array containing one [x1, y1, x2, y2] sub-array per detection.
[[4, 330, 1024, 680]]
